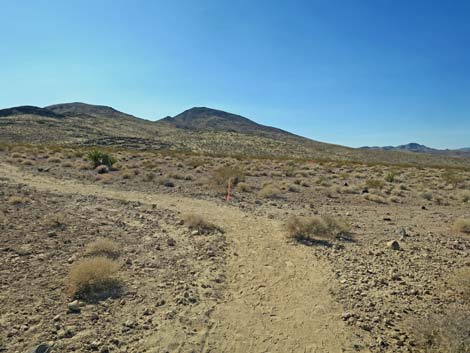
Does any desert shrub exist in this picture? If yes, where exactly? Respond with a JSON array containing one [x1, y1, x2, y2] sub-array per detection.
[[144, 172, 155, 182], [87, 149, 117, 168], [388, 196, 401, 203], [211, 166, 244, 190], [459, 191, 470, 204], [316, 176, 331, 187], [288, 184, 300, 193], [189, 158, 205, 168], [43, 214, 67, 231], [421, 191, 434, 201], [158, 177, 174, 187], [21, 159, 34, 166], [7, 196, 29, 205], [452, 269, 470, 302], [385, 172, 396, 183], [237, 182, 251, 192], [48, 157, 62, 163], [454, 219, 470, 234], [257, 184, 281, 199], [84, 238, 121, 259], [409, 309, 470, 353], [365, 179, 384, 190], [96, 165, 109, 174], [364, 194, 388, 204], [286, 215, 350, 243], [121, 171, 132, 179], [184, 213, 220, 234], [66, 256, 121, 301]]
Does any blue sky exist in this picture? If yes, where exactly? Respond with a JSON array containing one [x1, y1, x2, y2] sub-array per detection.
[[1, 0, 469, 148]]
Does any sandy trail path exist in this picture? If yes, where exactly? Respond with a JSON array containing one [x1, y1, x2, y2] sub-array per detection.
[[1, 163, 352, 353]]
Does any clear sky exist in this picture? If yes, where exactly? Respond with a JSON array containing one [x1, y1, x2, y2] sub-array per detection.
[[1, 0, 469, 149]]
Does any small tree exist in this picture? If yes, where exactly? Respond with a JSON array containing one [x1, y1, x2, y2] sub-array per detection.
[[87, 149, 117, 168]]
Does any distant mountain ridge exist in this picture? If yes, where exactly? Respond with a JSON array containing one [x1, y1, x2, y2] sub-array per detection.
[[361, 143, 470, 154]]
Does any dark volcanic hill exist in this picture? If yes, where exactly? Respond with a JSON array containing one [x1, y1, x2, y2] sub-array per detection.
[[45, 102, 141, 120], [0, 105, 64, 119], [160, 107, 296, 140]]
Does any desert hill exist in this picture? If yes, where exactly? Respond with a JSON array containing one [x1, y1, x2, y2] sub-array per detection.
[[1, 102, 469, 168]]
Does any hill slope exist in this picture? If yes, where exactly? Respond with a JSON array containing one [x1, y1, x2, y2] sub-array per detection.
[[1, 102, 469, 168], [160, 107, 298, 140]]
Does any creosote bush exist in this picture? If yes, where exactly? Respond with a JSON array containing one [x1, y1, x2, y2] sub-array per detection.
[[84, 238, 121, 259], [211, 166, 244, 190], [67, 256, 121, 301], [454, 219, 470, 234], [87, 149, 117, 168], [286, 215, 350, 243]]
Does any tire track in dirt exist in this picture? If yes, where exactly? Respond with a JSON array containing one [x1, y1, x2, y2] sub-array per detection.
[[1, 163, 353, 353]]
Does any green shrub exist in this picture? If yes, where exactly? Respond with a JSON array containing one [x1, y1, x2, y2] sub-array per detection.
[[385, 172, 396, 183], [87, 149, 117, 168]]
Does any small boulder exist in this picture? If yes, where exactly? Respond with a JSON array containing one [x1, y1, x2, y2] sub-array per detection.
[[67, 300, 81, 313], [386, 240, 401, 251], [27, 343, 51, 353]]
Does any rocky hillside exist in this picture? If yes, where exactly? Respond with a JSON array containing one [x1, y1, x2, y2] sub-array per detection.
[[1, 102, 469, 168]]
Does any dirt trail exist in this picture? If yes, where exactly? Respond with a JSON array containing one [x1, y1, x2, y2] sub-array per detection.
[[1, 163, 352, 353]]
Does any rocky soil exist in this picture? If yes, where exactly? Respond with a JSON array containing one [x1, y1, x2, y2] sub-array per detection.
[[1, 145, 470, 352]]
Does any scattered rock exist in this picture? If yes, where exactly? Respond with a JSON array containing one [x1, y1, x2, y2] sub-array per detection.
[[386, 240, 401, 251]]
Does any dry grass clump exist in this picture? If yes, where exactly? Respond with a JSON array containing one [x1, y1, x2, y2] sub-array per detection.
[[7, 196, 29, 205], [48, 157, 62, 163], [184, 213, 220, 234], [454, 219, 470, 234], [84, 238, 121, 259], [365, 179, 385, 190], [409, 309, 470, 353], [364, 194, 388, 204], [66, 256, 121, 301], [286, 215, 350, 243], [257, 184, 281, 199]]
